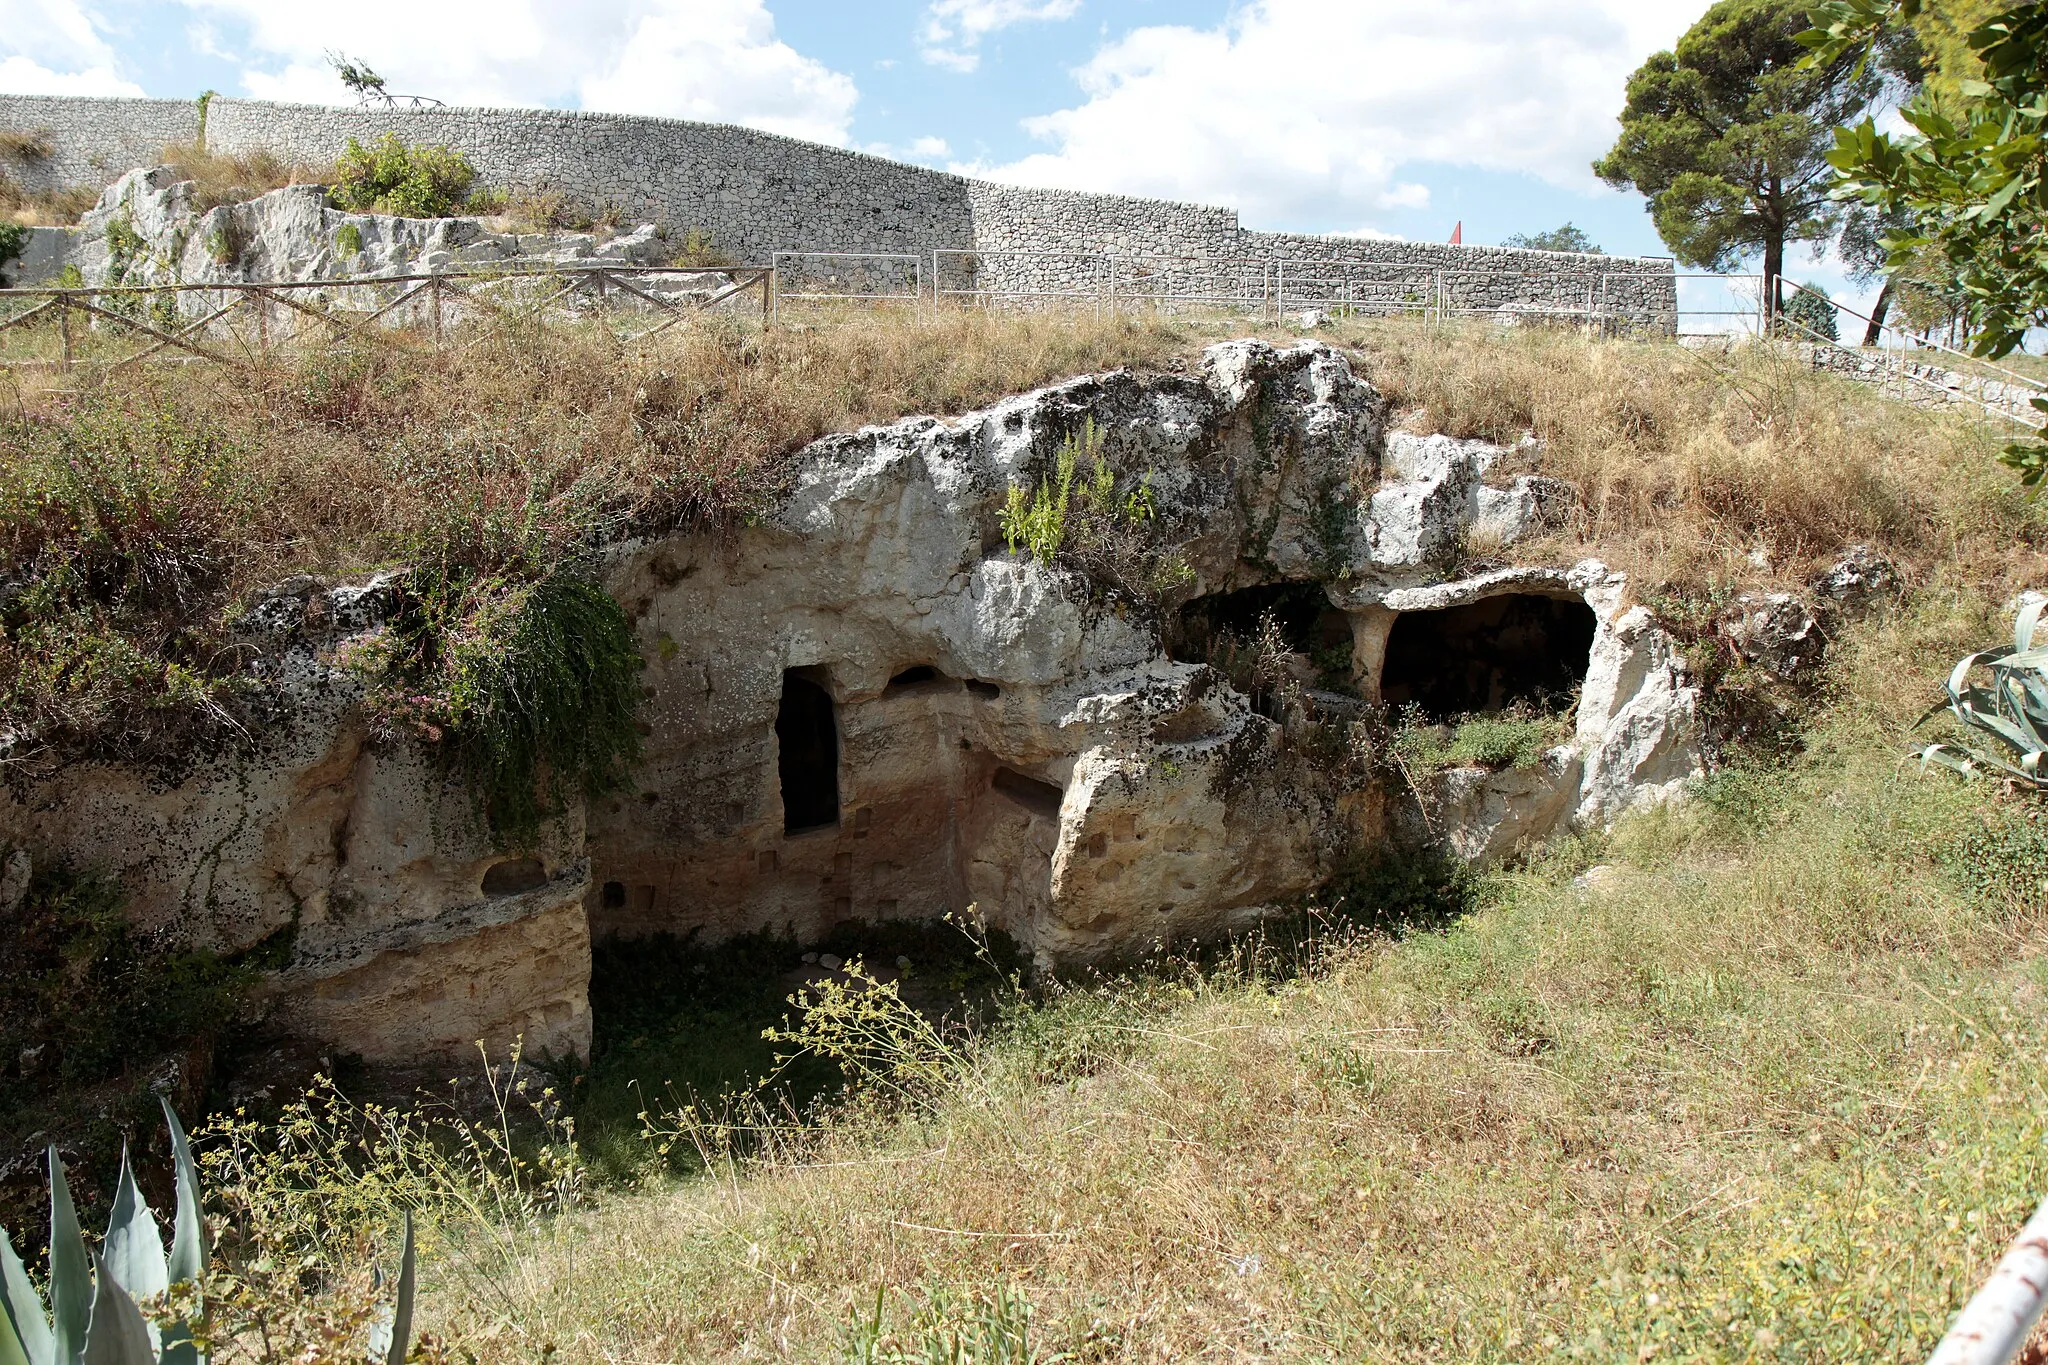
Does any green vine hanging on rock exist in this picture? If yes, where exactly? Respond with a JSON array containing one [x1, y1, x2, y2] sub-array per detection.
[[351, 563, 644, 850]]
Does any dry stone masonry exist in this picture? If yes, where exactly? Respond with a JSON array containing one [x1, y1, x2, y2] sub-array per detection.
[[0, 341, 1702, 1066], [2, 94, 1677, 325]]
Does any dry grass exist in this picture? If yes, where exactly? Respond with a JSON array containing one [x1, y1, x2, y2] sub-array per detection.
[[1309, 321, 2043, 604], [7, 310, 2045, 1356], [0, 138, 333, 227], [157, 141, 337, 214], [362, 595, 2047, 1363], [0, 129, 54, 165], [0, 310, 1188, 757], [0, 173, 97, 227]]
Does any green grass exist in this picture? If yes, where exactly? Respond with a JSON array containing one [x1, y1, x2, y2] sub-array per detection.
[[132, 594, 2048, 1361], [1393, 703, 1573, 772]]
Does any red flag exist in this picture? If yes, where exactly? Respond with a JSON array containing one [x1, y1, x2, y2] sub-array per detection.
[[1449, 221, 1463, 245]]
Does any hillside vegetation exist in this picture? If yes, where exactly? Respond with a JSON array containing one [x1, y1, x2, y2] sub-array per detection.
[[3, 311, 2017, 1359], [203, 589, 2048, 1362]]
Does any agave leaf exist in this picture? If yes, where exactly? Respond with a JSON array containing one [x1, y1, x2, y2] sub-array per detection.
[[102, 1149, 168, 1302], [0, 1307, 30, 1365], [47, 1152, 91, 1365], [1922, 608, 2048, 790], [0, 1227, 53, 1365], [387, 1213, 415, 1365], [2016, 597, 2043, 652], [159, 1099, 207, 1288], [80, 1256, 155, 1365]]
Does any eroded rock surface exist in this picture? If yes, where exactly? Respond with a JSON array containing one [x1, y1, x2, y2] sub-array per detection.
[[0, 340, 1703, 1062], [46, 167, 709, 295]]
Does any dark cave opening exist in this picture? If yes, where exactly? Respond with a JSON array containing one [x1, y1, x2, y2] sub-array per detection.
[[991, 766, 1064, 820], [776, 670, 841, 833], [1166, 581, 1351, 665], [1379, 593, 1597, 720], [1165, 581, 1356, 715], [481, 857, 548, 896]]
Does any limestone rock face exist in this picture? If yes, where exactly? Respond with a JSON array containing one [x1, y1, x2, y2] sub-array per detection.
[[56, 168, 695, 292], [0, 575, 592, 1064], [1, 340, 1704, 1061], [1720, 592, 1825, 680]]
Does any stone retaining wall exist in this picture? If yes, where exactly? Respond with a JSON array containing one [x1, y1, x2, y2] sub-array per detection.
[[2, 94, 1676, 324]]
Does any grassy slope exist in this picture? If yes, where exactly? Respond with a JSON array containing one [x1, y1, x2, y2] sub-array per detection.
[[386, 329, 2048, 1361], [0, 310, 1187, 760], [8, 314, 2048, 1359], [434, 597, 2048, 1362]]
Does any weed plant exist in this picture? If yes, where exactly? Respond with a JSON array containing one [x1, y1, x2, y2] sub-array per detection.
[[0, 849, 268, 1237], [999, 416, 1189, 612], [1391, 701, 1574, 772]]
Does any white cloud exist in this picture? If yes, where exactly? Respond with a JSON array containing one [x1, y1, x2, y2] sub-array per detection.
[[909, 135, 950, 158], [971, 0, 1704, 230], [172, 0, 858, 145], [920, 0, 1082, 73], [0, 0, 143, 95]]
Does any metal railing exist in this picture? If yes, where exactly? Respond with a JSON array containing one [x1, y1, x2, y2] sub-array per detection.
[[1772, 278, 2048, 431], [931, 248, 1677, 330], [769, 251, 921, 325], [1926, 1192, 2048, 1365], [7, 249, 2035, 436]]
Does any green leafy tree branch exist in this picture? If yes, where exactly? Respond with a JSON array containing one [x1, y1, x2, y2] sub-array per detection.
[[1803, 0, 2048, 485]]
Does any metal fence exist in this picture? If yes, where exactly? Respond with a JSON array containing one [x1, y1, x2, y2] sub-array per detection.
[[933, 249, 1676, 330]]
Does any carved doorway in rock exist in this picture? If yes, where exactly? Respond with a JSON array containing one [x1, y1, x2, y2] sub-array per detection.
[[777, 670, 841, 832]]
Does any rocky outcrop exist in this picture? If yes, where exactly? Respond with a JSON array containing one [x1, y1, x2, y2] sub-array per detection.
[[37, 167, 719, 299], [0, 340, 1703, 1062]]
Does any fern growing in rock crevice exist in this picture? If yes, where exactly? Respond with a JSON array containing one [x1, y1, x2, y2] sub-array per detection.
[[1000, 417, 1188, 612]]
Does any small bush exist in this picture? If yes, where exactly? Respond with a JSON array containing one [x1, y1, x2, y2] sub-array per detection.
[[0, 399, 257, 756], [1940, 804, 2048, 918], [1320, 843, 1483, 932], [0, 220, 26, 287], [671, 227, 734, 267], [332, 134, 477, 218], [0, 851, 257, 1093], [1782, 283, 1841, 343]]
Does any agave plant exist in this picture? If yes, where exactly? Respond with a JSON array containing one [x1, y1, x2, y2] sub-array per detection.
[[1919, 598, 2048, 788], [0, 1097, 416, 1365]]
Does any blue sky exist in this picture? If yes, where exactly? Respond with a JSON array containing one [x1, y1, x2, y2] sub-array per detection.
[[1, 0, 1883, 310]]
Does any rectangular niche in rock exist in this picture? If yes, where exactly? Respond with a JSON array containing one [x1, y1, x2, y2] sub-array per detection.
[[777, 669, 841, 833]]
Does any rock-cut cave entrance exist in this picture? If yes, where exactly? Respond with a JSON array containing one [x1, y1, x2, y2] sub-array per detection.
[[776, 670, 840, 833], [1379, 593, 1597, 720], [1164, 581, 1355, 712]]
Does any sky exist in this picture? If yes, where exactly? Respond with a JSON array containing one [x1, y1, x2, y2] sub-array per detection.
[[0, 0, 1882, 310]]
